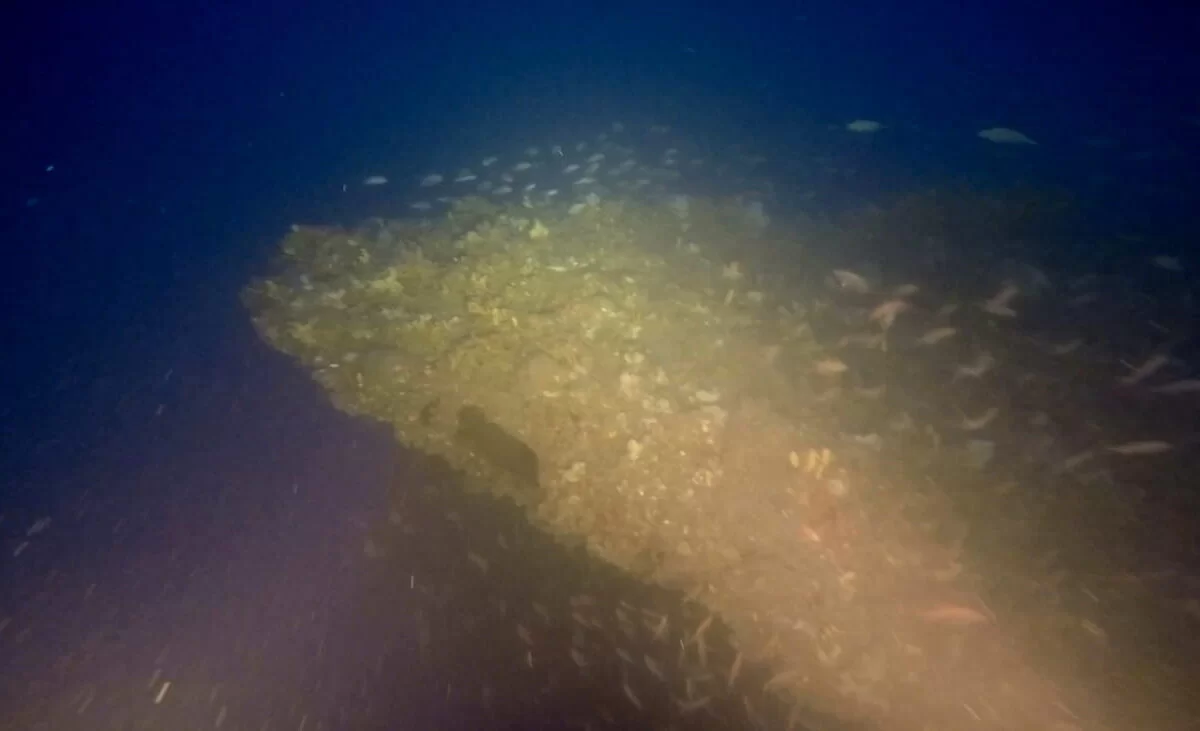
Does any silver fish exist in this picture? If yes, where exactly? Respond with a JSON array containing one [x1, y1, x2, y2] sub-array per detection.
[[954, 353, 995, 380], [1106, 440, 1172, 456], [829, 269, 871, 294], [621, 679, 642, 710], [1151, 255, 1183, 272], [1050, 338, 1083, 355], [960, 407, 999, 431], [1119, 353, 1170, 385], [869, 299, 909, 330], [981, 282, 1020, 317], [917, 327, 957, 345], [1055, 450, 1096, 473]]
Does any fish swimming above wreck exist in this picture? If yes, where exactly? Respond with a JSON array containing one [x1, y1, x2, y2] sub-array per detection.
[[251, 110, 1200, 731]]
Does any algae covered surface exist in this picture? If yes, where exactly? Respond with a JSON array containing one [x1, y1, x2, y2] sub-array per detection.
[[244, 193, 1198, 730]]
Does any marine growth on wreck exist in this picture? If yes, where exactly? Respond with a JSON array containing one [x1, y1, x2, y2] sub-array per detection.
[[244, 190, 1185, 730]]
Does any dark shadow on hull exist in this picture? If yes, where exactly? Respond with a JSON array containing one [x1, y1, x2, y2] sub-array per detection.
[[350, 449, 877, 731]]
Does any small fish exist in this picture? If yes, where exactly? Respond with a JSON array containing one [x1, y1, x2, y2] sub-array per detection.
[[481, 156, 498, 166], [978, 127, 1037, 145], [829, 269, 871, 294], [981, 282, 1020, 317], [727, 651, 743, 688], [1056, 450, 1095, 472], [643, 655, 664, 680], [814, 358, 848, 376], [869, 299, 910, 330], [960, 407, 999, 431], [1119, 353, 1170, 385], [621, 680, 643, 710], [645, 613, 669, 640], [846, 119, 883, 133], [562, 163, 581, 174], [1151, 379, 1200, 394], [850, 433, 883, 450], [512, 161, 532, 171], [491, 186, 513, 195], [1068, 292, 1099, 308], [362, 175, 388, 186], [467, 551, 488, 572], [573, 176, 596, 185], [918, 603, 991, 625], [1050, 338, 1083, 355], [764, 669, 800, 692], [1151, 255, 1183, 272], [954, 353, 995, 380], [856, 384, 887, 399], [1106, 440, 1172, 456], [419, 174, 443, 187], [687, 615, 714, 646], [917, 327, 957, 345], [453, 173, 477, 183], [409, 201, 432, 211], [892, 283, 920, 297]]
